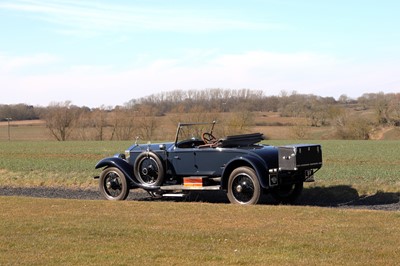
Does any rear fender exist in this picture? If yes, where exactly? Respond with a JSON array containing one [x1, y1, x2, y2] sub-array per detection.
[[221, 155, 269, 189], [95, 157, 139, 187]]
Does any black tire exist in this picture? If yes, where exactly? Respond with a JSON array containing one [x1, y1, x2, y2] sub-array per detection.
[[99, 167, 129, 201], [227, 166, 261, 205], [270, 183, 304, 204], [134, 152, 165, 187]]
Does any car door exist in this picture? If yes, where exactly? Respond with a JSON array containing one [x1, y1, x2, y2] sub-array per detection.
[[194, 148, 241, 176], [170, 146, 242, 177], [170, 148, 197, 176]]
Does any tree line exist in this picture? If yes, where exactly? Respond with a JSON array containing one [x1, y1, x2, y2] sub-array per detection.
[[1, 89, 399, 140]]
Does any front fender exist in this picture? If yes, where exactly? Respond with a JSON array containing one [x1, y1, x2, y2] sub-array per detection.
[[221, 154, 269, 189], [95, 157, 138, 187]]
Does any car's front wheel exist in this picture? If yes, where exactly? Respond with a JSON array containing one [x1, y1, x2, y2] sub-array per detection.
[[99, 167, 129, 200], [227, 166, 261, 205]]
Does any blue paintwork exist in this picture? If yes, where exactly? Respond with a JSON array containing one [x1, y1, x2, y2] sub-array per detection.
[[95, 123, 321, 193], [95, 156, 137, 186], [96, 140, 281, 190]]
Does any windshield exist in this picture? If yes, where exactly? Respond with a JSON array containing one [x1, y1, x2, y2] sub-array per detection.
[[174, 122, 216, 144]]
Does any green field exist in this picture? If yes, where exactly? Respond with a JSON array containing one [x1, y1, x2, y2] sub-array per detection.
[[0, 141, 130, 188], [1, 140, 399, 265], [0, 140, 399, 194]]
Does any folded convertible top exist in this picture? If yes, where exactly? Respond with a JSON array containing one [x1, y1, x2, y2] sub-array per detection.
[[219, 133, 264, 147]]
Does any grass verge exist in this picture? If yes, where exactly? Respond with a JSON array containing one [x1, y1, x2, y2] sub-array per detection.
[[1, 196, 399, 265]]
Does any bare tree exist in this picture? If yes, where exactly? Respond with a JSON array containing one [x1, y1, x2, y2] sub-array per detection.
[[374, 93, 391, 125], [305, 104, 329, 127], [0, 104, 39, 121], [334, 110, 371, 140], [136, 105, 157, 140], [91, 105, 111, 140], [44, 101, 80, 141], [74, 107, 92, 140], [388, 94, 400, 126], [290, 124, 309, 140], [225, 105, 255, 135], [338, 94, 350, 104], [110, 107, 136, 140]]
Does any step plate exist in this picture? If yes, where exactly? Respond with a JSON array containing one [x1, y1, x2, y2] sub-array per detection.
[[160, 185, 221, 191]]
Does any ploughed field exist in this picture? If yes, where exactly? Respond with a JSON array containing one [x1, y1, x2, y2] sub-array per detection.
[[0, 140, 399, 210]]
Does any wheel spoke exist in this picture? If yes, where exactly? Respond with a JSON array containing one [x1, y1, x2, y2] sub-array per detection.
[[134, 152, 165, 187], [99, 167, 129, 201], [104, 172, 123, 197], [232, 174, 254, 203], [138, 157, 160, 185]]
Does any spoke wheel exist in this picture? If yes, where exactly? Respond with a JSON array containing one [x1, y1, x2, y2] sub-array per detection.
[[227, 167, 261, 205], [134, 152, 165, 187], [99, 167, 129, 201], [270, 183, 303, 204]]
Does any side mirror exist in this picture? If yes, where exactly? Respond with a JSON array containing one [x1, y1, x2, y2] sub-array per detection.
[[159, 144, 166, 150]]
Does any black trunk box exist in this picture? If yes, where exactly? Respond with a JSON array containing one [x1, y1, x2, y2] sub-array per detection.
[[278, 144, 322, 171]]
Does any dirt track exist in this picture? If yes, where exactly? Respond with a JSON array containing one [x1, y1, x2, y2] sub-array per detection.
[[1, 186, 399, 211]]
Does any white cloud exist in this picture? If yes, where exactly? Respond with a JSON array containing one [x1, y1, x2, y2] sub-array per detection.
[[0, 0, 279, 35], [1, 50, 399, 107], [0, 53, 60, 72]]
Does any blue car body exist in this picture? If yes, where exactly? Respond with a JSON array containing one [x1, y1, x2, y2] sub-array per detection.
[[95, 122, 322, 204]]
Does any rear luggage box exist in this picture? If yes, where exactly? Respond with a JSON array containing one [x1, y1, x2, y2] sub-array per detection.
[[278, 144, 322, 171]]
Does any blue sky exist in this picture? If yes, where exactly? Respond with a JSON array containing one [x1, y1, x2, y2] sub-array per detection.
[[1, 0, 399, 107]]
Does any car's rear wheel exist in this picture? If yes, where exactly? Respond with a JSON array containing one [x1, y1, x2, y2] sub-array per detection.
[[270, 183, 303, 204], [134, 152, 165, 187], [99, 167, 129, 200], [227, 166, 261, 205]]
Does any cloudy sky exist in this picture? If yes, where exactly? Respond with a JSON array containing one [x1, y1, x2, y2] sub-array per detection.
[[1, 0, 399, 107]]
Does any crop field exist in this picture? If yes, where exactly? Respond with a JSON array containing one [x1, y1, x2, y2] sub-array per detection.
[[0, 141, 130, 188], [0, 140, 399, 194], [271, 140, 400, 194]]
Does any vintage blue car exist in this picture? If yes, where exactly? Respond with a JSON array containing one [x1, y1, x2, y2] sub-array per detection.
[[95, 122, 322, 205]]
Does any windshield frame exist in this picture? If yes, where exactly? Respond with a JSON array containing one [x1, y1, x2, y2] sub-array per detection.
[[174, 121, 216, 145]]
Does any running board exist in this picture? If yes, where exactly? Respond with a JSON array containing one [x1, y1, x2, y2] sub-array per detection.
[[160, 185, 221, 191], [162, 193, 186, 198]]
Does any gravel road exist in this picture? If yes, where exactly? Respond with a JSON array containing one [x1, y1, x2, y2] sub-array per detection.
[[1, 186, 399, 211]]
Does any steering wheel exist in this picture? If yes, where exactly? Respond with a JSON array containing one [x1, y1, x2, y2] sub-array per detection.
[[202, 132, 217, 144]]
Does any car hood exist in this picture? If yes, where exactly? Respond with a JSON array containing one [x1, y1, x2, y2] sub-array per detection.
[[126, 142, 175, 152]]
